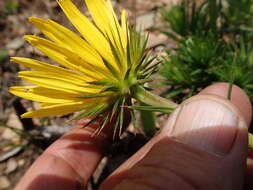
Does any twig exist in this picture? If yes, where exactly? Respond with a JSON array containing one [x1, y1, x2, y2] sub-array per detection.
[[0, 147, 24, 163], [13, 98, 36, 131], [227, 54, 236, 100], [132, 0, 137, 25]]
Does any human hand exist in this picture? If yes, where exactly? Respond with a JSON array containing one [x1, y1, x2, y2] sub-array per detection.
[[14, 83, 253, 190]]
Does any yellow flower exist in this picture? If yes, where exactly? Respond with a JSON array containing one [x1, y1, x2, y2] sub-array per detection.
[[9, 0, 158, 135]]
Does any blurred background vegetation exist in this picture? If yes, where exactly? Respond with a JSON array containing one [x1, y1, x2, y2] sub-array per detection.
[[159, 0, 253, 102]]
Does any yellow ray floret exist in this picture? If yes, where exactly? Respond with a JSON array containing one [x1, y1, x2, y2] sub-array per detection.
[[28, 17, 103, 67], [11, 57, 93, 82], [18, 71, 100, 94], [24, 35, 108, 79], [56, 0, 118, 69], [9, 86, 80, 104], [21, 102, 85, 118], [85, 0, 127, 49], [9, 0, 132, 119], [85, 0, 128, 73], [121, 10, 128, 42]]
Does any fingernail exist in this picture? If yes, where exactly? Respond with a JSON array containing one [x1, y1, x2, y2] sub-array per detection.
[[166, 99, 244, 156]]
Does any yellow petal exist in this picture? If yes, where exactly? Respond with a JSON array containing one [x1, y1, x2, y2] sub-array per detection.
[[40, 103, 56, 108], [18, 71, 101, 94], [86, 0, 126, 47], [85, 0, 127, 71], [19, 71, 88, 87], [11, 57, 91, 82], [106, 0, 127, 48], [21, 102, 85, 118], [19, 71, 90, 87], [85, 0, 114, 34], [121, 10, 127, 43], [9, 86, 80, 103], [29, 17, 103, 67], [25, 36, 114, 79], [56, 0, 117, 69], [24, 35, 112, 79]]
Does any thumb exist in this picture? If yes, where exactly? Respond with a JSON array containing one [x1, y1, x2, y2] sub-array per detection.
[[101, 83, 252, 190]]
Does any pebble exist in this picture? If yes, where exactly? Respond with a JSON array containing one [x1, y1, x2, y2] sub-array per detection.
[[8, 49, 16, 57], [147, 33, 167, 48], [18, 159, 25, 167], [6, 38, 25, 50], [155, 45, 165, 52], [0, 176, 10, 189], [5, 158, 18, 174], [2, 113, 22, 140], [136, 12, 156, 31]]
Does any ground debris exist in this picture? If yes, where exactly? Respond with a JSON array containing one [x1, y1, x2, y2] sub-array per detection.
[[4, 158, 18, 174], [0, 176, 10, 190], [6, 38, 25, 50]]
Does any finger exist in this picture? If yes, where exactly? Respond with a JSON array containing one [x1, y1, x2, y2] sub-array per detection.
[[100, 82, 252, 190], [201, 83, 253, 190], [245, 157, 253, 190], [199, 82, 252, 125], [14, 119, 112, 190]]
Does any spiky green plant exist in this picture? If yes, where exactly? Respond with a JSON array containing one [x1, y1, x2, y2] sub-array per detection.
[[159, 0, 253, 145], [159, 0, 253, 101]]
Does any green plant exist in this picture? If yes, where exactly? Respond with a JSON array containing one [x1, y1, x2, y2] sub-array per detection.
[[226, 0, 253, 27], [160, 33, 227, 100], [159, 0, 253, 102], [160, 0, 223, 40], [157, 0, 253, 144], [212, 41, 253, 100], [3, 1, 19, 15]]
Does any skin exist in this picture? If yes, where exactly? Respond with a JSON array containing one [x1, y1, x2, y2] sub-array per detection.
[[14, 83, 253, 190]]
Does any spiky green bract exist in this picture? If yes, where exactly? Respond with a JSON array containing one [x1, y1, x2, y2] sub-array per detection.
[[129, 105, 174, 113], [78, 28, 160, 138], [131, 85, 178, 108]]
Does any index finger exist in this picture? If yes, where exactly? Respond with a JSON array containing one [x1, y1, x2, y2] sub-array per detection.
[[14, 119, 110, 190]]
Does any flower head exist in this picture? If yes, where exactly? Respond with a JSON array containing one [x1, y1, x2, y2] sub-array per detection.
[[9, 0, 157, 136]]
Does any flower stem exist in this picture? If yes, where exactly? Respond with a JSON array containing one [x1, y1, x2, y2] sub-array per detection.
[[132, 85, 253, 149], [131, 85, 177, 138], [249, 133, 253, 149], [132, 85, 178, 108], [140, 103, 156, 138]]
